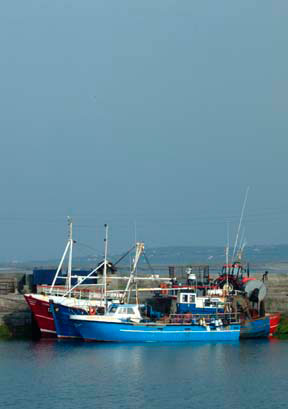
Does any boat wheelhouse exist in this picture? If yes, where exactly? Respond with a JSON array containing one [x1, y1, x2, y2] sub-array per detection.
[[177, 291, 224, 314]]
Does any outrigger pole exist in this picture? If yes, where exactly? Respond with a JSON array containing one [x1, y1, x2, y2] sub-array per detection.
[[125, 242, 145, 303], [61, 262, 105, 298], [232, 186, 250, 260], [225, 221, 230, 289], [237, 228, 246, 261]]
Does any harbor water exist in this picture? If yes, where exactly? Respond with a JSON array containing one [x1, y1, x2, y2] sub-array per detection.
[[0, 339, 288, 409]]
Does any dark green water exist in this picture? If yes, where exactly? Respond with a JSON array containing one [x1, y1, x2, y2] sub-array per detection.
[[0, 339, 287, 409]]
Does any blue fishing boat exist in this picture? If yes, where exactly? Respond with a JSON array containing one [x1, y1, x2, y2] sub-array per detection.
[[49, 301, 88, 339], [50, 289, 227, 339], [70, 303, 240, 342], [49, 299, 116, 339], [231, 281, 271, 338], [240, 316, 270, 339], [176, 289, 271, 339], [151, 287, 271, 339]]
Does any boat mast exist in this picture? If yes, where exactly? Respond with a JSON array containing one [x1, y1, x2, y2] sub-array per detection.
[[232, 186, 250, 260], [103, 224, 108, 308], [49, 217, 73, 295], [237, 228, 246, 261], [67, 217, 73, 297], [225, 221, 230, 289], [125, 242, 145, 303]]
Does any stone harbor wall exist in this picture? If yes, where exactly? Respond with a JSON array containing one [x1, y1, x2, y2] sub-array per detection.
[[265, 275, 288, 313], [0, 294, 34, 338]]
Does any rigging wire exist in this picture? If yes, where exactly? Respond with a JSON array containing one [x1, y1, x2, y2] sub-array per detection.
[[76, 241, 103, 256], [113, 245, 136, 266], [143, 251, 155, 275]]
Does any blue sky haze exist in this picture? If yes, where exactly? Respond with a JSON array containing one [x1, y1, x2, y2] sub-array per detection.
[[0, 1, 287, 260]]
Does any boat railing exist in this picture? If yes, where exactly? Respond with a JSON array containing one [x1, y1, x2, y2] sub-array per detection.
[[161, 312, 240, 326], [37, 285, 125, 302], [37, 285, 104, 300]]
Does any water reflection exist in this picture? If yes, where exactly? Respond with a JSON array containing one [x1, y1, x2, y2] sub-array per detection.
[[1, 339, 288, 409]]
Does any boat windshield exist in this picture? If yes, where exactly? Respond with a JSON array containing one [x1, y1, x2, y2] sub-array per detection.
[[107, 304, 142, 319], [108, 304, 118, 314], [117, 307, 136, 315]]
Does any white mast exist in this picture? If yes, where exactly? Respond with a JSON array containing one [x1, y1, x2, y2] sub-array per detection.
[[232, 186, 250, 260], [125, 242, 145, 303], [237, 226, 247, 260], [67, 217, 73, 297], [103, 224, 108, 308], [49, 217, 73, 295], [225, 221, 230, 288]]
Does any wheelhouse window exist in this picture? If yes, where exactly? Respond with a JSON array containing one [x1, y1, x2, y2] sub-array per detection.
[[181, 293, 195, 303]]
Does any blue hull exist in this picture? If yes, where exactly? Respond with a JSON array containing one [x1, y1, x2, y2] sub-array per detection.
[[50, 301, 87, 339], [240, 316, 270, 339], [72, 319, 240, 343]]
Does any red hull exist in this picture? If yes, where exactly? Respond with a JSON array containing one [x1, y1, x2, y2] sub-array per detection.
[[268, 313, 281, 337], [24, 294, 56, 337]]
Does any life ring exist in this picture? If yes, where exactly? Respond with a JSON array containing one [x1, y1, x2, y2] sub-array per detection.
[[89, 307, 96, 315], [160, 282, 168, 295]]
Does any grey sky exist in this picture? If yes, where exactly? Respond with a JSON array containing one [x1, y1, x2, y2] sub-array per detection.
[[0, 1, 287, 261]]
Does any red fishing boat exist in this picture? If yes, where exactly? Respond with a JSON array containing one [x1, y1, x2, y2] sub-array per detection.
[[268, 313, 281, 337], [25, 289, 105, 337], [24, 293, 57, 337], [25, 218, 75, 337]]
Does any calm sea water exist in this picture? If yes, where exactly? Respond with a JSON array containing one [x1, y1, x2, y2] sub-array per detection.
[[0, 339, 287, 409]]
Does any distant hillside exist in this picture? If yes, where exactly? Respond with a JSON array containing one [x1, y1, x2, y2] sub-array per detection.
[[3, 244, 288, 269], [143, 245, 288, 265]]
